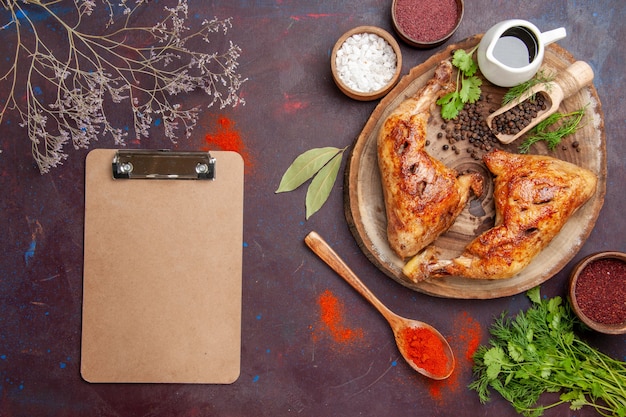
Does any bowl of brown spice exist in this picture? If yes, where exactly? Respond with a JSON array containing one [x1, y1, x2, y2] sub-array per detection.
[[569, 251, 626, 335], [391, 0, 464, 48]]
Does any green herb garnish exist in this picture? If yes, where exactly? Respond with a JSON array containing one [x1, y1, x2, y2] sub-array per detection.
[[501, 71, 556, 106], [470, 286, 626, 417], [518, 107, 586, 153], [437, 47, 482, 120], [275, 146, 347, 219]]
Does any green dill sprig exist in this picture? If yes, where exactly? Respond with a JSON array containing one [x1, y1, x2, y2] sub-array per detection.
[[501, 71, 556, 106], [518, 107, 586, 154], [470, 287, 626, 417]]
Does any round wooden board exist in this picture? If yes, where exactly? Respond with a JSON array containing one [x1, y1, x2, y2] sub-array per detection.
[[344, 35, 607, 299]]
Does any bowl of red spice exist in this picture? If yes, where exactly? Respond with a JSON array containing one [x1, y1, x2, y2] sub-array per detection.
[[569, 251, 626, 335], [391, 0, 464, 48]]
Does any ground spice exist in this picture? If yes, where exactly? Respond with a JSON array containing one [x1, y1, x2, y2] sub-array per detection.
[[394, 0, 458, 43], [316, 289, 364, 344], [202, 115, 254, 171], [400, 326, 449, 378], [428, 311, 482, 402], [575, 258, 626, 325]]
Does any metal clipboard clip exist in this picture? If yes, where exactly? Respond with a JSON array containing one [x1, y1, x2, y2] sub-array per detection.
[[112, 150, 216, 180]]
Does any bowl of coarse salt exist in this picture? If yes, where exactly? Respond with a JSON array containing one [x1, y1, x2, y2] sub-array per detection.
[[331, 26, 402, 101]]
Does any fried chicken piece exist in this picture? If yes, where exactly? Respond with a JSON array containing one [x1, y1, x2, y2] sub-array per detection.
[[378, 60, 483, 259], [403, 149, 598, 281]]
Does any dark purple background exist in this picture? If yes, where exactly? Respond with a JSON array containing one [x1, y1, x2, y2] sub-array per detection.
[[1, 1, 624, 416]]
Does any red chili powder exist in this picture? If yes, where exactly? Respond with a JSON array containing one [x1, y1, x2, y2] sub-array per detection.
[[316, 289, 364, 345], [202, 115, 254, 170], [428, 311, 482, 402], [394, 0, 459, 43], [400, 326, 449, 378], [575, 258, 626, 325]]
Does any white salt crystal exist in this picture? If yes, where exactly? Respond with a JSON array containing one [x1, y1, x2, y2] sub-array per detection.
[[335, 32, 397, 94]]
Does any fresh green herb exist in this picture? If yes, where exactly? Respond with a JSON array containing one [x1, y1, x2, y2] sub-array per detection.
[[518, 107, 586, 153], [470, 286, 626, 417], [275, 146, 347, 219], [501, 71, 556, 106], [437, 47, 482, 120]]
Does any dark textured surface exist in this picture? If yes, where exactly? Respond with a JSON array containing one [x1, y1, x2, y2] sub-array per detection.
[[1, 1, 624, 416]]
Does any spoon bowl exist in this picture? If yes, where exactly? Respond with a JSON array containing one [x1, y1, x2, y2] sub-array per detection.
[[305, 231, 455, 380]]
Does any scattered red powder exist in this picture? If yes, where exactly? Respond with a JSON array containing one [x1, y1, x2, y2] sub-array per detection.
[[315, 289, 364, 346], [428, 311, 482, 402], [282, 93, 309, 113], [290, 13, 333, 21], [202, 115, 254, 171], [459, 312, 482, 362]]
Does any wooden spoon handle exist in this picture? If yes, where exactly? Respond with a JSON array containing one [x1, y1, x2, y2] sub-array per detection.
[[305, 231, 398, 324], [557, 61, 594, 99]]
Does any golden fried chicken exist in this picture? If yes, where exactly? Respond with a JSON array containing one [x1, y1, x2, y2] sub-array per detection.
[[403, 149, 598, 281], [378, 60, 483, 259]]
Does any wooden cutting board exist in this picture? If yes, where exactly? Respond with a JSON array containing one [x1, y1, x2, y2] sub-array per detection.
[[344, 35, 607, 299]]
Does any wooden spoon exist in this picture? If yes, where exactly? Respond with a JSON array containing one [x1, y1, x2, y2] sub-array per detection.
[[304, 231, 455, 380], [486, 60, 594, 144]]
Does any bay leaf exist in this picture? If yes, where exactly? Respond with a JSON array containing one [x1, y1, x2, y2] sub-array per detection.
[[305, 151, 343, 219], [275, 147, 342, 193]]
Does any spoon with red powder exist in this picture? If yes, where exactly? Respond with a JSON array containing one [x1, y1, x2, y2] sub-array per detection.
[[305, 231, 455, 380]]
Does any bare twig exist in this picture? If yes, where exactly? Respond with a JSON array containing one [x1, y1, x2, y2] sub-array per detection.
[[0, 0, 246, 173]]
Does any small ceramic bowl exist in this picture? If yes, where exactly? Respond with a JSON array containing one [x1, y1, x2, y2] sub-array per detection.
[[391, 0, 464, 49], [331, 26, 402, 101], [568, 251, 626, 335]]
